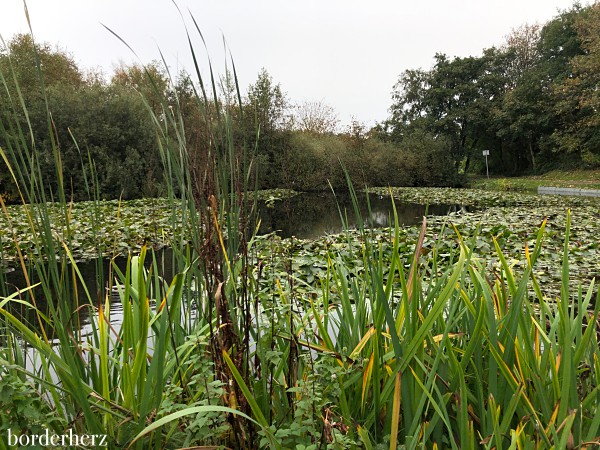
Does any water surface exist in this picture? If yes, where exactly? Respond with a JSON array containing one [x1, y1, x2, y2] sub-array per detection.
[[257, 191, 465, 239]]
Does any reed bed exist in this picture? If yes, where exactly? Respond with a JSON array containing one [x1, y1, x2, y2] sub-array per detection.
[[1, 11, 599, 450]]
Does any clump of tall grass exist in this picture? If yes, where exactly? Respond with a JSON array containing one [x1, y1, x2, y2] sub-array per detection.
[[1, 6, 267, 448], [1, 7, 599, 450], [319, 198, 600, 448]]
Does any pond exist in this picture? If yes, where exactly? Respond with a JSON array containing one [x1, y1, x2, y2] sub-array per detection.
[[2, 191, 469, 340]]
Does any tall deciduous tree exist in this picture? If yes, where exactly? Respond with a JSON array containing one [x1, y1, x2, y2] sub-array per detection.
[[551, 3, 600, 166], [245, 68, 289, 187], [112, 61, 171, 116], [246, 68, 288, 133], [538, 4, 587, 82], [0, 33, 84, 198], [494, 24, 546, 173], [389, 52, 508, 173], [0, 33, 83, 98], [502, 24, 541, 86], [293, 100, 339, 134]]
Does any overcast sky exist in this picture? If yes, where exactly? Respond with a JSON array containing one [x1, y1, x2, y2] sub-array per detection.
[[0, 0, 584, 127]]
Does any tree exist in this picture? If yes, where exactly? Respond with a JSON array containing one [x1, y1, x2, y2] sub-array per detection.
[[244, 69, 290, 187], [0, 33, 85, 199], [493, 4, 589, 173], [0, 33, 83, 98], [537, 4, 587, 82], [493, 26, 547, 173], [293, 100, 339, 134], [388, 68, 430, 134], [551, 3, 600, 166], [246, 68, 288, 133], [111, 61, 171, 116], [218, 69, 240, 114], [502, 23, 541, 87], [494, 71, 546, 173], [389, 52, 508, 173], [65, 83, 162, 198], [0, 37, 171, 200], [385, 3, 600, 175]]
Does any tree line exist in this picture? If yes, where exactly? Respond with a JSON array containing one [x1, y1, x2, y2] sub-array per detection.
[[381, 2, 600, 175], [1, 2, 598, 202], [0, 33, 459, 202]]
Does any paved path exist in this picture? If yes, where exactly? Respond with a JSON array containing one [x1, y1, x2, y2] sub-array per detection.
[[538, 186, 600, 197]]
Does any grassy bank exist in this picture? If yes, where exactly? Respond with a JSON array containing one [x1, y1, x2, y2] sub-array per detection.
[[470, 170, 600, 191]]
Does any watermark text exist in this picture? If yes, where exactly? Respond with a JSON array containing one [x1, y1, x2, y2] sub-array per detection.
[[7, 428, 107, 447]]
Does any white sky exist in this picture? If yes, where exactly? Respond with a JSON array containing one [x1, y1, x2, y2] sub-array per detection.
[[0, 0, 584, 127]]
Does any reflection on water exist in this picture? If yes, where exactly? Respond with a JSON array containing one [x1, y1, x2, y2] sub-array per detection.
[[2, 249, 176, 341], [257, 192, 467, 239]]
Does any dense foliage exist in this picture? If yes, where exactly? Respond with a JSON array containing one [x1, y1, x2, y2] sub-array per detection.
[[3, 4, 600, 203], [0, 35, 461, 203], [0, 35, 167, 201], [383, 2, 600, 175]]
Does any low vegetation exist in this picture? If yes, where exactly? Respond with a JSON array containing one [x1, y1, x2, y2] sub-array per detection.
[[2, 188, 599, 302], [470, 170, 600, 191], [2, 199, 599, 448]]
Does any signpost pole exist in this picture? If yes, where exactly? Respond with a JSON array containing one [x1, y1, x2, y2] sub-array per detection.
[[483, 150, 490, 179]]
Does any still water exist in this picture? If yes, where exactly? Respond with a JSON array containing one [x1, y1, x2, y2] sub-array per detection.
[[257, 191, 462, 239]]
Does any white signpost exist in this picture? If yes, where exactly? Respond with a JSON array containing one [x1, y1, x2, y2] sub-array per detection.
[[483, 150, 490, 179]]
